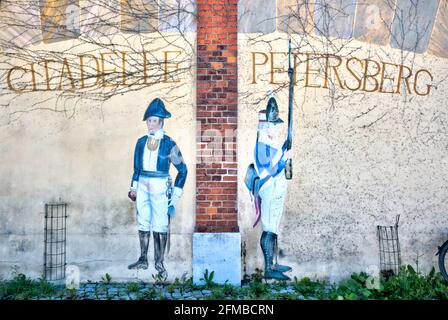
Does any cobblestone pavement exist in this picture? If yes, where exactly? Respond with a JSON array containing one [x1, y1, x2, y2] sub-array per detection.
[[38, 283, 323, 300]]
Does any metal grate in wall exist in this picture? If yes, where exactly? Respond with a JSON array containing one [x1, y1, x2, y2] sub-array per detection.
[[377, 215, 401, 279], [43, 203, 68, 282]]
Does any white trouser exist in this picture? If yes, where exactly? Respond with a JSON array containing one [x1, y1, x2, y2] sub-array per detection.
[[259, 172, 288, 234], [136, 176, 169, 233]]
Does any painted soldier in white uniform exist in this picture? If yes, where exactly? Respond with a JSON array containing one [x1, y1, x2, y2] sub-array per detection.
[[253, 97, 292, 281], [128, 98, 188, 278]]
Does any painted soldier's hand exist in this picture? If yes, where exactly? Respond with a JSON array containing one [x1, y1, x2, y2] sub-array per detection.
[[168, 194, 181, 208], [168, 187, 183, 208], [128, 190, 137, 202]]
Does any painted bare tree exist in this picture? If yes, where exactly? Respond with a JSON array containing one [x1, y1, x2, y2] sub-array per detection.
[[0, 0, 197, 122], [239, 0, 442, 118]]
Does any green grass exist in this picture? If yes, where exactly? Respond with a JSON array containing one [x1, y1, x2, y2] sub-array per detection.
[[1, 265, 447, 300], [0, 273, 57, 300]]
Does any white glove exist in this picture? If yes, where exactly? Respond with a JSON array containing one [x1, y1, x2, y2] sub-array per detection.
[[283, 150, 292, 160], [168, 187, 183, 208]]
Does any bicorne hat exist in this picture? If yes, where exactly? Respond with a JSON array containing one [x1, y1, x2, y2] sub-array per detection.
[[143, 98, 172, 121]]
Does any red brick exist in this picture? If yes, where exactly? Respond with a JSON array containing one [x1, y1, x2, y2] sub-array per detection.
[[196, 0, 238, 233], [196, 215, 211, 221], [206, 208, 218, 214], [197, 201, 211, 207]]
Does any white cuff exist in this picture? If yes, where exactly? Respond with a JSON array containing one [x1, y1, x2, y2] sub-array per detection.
[[172, 187, 183, 199], [131, 180, 138, 190]]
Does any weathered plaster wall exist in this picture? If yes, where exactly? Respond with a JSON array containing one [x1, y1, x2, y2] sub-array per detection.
[[1, 26, 447, 285], [238, 33, 448, 282], [0, 34, 197, 282]]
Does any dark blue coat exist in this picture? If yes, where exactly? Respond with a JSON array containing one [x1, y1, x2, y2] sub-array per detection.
[[131, 134, 188, 189]]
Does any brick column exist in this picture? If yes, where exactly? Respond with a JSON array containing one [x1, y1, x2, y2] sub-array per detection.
[[196, 0, 238, 233], [193, 0, 240, 285]]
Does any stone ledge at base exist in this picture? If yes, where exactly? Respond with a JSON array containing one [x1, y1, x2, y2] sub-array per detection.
[[192, 232, 241, 286]]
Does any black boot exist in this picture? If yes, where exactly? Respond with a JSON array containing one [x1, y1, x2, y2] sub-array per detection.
[[272, 233, 292, 273], [260, 231, 290, 281], [128, 231, 150, 270], [153, 232, 168, 279]]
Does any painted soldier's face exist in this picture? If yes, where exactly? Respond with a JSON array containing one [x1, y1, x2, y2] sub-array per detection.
[[146, 116, 163, 134]]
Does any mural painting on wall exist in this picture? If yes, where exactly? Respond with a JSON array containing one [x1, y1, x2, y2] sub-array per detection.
[[245, 42, 296, 281], [1, 0, 448, 288], [0, 0, 197, 282], [127, 98, 188, 279], [251, 98, 293, 281]]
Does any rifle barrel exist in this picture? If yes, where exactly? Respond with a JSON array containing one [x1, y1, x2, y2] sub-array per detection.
[[287, 39, 294, 149]]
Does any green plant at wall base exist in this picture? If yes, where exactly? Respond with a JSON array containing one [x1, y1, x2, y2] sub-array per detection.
[[56, 289, 67, 300], [167, 283, 176, 294], [276, 293, 301, 300], [321, 266, 448, 300], [65, 287, 78, 300], [101, 273, 112, 284], [38, 279, 56, 297], [271, 280, 288, 290], [208, 287, 226, 300], [156, 292, 168, 300], [251, 268, 264, 283], [0, 273, 56, 299], [152, 273, 167, 285], [381, 266, 448, 300], [173, 273, 194, 293], [135, 292, 144, 300], [99, 273, 113, 297], [244, 268, 269, 299], [189, 279, 204, 291], [200, 269, 216, 288], [142, 288, 157, 300], [1, 265, 448, 300], [292, 277, 327, 298], [248, 280, 269, 298], [126, 281, 140, 294], [222, 281, 238, 296], [327, 272, 382, 300]]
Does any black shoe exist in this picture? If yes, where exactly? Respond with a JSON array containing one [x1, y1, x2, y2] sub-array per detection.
[[264, 269, 290, 281], [153, 232, 168, 279], [128, 231, 150, 270], [271, 233, 292, 273], [260, 231, 290, 281], [272, 264, 292, 273], [128, 257, 148, 270]]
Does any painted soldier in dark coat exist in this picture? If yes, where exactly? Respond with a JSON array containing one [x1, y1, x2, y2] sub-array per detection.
[[128, 98, 187, 278]]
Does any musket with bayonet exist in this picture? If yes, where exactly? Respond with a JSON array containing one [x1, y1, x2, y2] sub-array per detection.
[[285, 39, 294, 180]]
